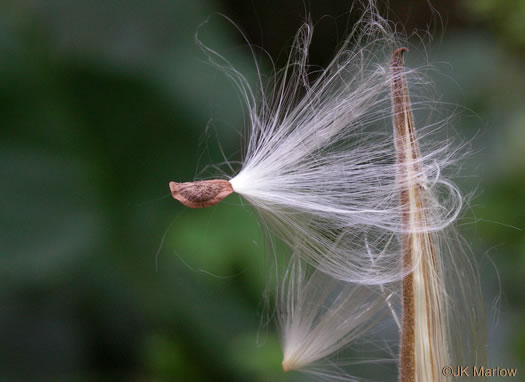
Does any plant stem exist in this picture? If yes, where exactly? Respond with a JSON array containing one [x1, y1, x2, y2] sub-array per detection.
[[391, 47, 417, 382], [391, 47, 449, 382]]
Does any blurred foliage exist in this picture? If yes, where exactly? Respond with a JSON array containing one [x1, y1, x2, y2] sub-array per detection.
[[464, 0, 525, 46], [0, 0, 524, 381]]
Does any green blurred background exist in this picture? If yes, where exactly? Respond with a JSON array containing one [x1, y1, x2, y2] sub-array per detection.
[[0, 0, 524, 381]]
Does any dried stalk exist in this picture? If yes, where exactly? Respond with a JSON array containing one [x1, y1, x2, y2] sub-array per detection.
[[391, 48, 449, 382]]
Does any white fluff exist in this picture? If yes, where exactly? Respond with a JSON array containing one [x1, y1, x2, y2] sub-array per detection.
[[220, 10, 462, 286], [278, 247, 397, 380], [194, 3, 485, 380]]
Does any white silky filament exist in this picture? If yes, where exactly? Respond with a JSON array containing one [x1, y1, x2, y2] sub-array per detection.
[[217, 11, 462, 286], [191, 2, 486, 380], [278, 249, 395, 380]]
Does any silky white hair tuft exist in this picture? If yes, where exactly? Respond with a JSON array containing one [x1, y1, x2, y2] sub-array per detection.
[[187, 2, 486, 380], [278, 250, 397, 379], [213, 8, 463, 286]]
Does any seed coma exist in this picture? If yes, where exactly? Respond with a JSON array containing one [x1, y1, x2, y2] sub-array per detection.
[[169, 180, 234, 208]]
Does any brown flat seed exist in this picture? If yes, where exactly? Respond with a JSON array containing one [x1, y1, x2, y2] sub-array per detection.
[[169, 180, 234, 208]]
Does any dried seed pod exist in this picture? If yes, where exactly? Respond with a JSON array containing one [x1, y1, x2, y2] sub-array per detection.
[[169, 180, 233, 208]]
